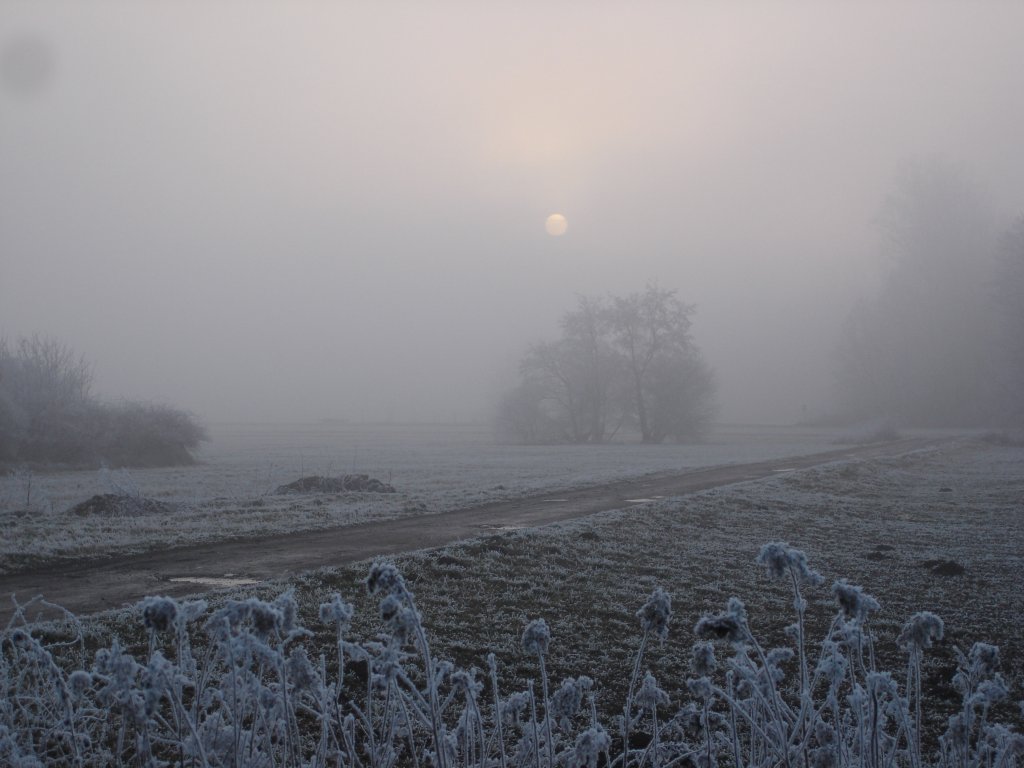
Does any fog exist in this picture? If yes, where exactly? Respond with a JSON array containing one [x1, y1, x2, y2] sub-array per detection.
[[3, 2, 1023, 425]]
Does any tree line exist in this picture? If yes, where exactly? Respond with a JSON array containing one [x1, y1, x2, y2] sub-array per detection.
[[0, 335, 206, 468], [496, 286, 717, 444], [834, 160, 1024, 428]]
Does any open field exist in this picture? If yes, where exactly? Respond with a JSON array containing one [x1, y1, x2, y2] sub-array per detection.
[[0, 435, 947, 621], [3, 431, 1022, 764], [271, 437, 1024, 725], [0, 422, 905, 573]]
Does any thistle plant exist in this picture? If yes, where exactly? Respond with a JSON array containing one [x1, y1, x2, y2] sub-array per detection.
[[1, 545, 1021, 767], [619, 587, 672, 767]]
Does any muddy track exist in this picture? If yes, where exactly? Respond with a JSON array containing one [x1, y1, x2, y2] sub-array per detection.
[[0, 437, 951, 624]]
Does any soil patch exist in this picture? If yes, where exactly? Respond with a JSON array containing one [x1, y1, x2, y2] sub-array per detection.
[[67, 494, 177, 517], [921, 558, 966, 576], [274, 474, 396, 494]]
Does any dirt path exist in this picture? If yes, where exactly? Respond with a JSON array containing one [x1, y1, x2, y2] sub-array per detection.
[[0, 437, 949, 624]]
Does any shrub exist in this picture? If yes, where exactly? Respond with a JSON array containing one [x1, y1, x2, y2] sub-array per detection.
[[1, 544, 1021, 766], [90, 401, 207, 467], [0, 335, 206, 468]]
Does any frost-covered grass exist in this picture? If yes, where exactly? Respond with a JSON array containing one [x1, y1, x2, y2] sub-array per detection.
[[278, 440, 1024, 732], [3, 544, 1021, 766], [0, 422, 872, 573], [2, 438, 1021, 766]]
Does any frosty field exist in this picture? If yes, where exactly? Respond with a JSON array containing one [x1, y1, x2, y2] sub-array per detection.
[[267, 436, 1024, 715], [0, 422, 878, 573], [2, 426, 1023, 765]]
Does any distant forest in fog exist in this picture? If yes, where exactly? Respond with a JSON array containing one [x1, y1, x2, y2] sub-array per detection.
[[834, 160, 1024, 428]]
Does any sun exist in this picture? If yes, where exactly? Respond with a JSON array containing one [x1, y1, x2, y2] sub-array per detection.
[[545, 213, 568, 236]]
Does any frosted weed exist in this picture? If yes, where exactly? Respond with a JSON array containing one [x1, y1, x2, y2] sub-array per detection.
[[2, 545, 1022, 767]]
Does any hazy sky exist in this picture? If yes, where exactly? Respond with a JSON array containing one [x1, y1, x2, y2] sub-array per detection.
[[3, 2, 1023, 424]]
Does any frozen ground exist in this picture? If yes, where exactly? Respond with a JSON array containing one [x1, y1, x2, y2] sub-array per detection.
[[0, 422, 906, 573], [58, 435, 1022, 743], [9, 434, 1024, 745], [297, 438, 1024, 734]]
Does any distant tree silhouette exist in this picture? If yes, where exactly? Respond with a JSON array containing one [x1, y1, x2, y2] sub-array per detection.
[[497, 286, 716, 444], [835, 161, 997, 426], [992, 215, 1024, 425]]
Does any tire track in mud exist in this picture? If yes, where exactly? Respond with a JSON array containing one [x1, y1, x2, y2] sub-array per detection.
[[0, 437, 952, 623]]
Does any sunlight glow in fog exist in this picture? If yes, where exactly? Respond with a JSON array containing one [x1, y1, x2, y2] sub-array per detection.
[[545, 213, 568, 236]]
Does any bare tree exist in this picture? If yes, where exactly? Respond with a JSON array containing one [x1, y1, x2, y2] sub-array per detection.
[[497, 287, 716, 444], [0, 335, 94, 462], [644, 349, 718, 442], [493, 381, 561, 444], [520, 339, 589, 443], [0, 334, 92, 410], [515, 296, 624, 444], [560, 296, 621, 443], [608, 285, 703, 443]]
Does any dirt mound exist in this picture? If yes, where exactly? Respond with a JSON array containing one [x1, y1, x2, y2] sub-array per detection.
[[274, 474, 396, 495], [68, 494, 176, 517], [921, 558, 966, 577]]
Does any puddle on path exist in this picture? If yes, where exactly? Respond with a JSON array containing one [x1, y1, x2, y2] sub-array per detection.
[[168, 575, 258, 588]]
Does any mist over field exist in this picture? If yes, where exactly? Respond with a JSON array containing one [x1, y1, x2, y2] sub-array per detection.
[[3, 2, 1024, 426]]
